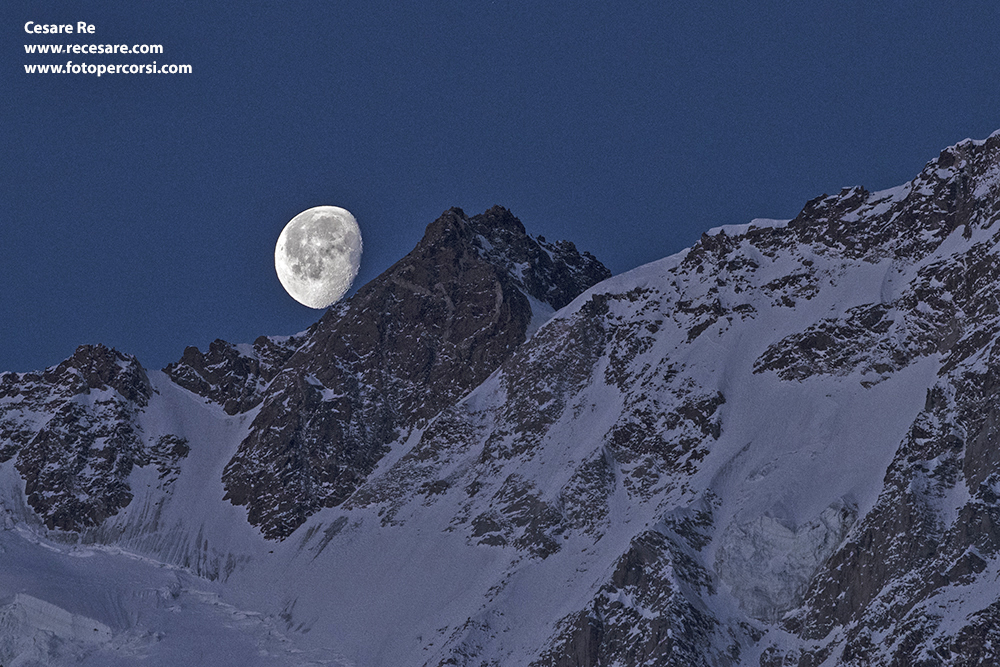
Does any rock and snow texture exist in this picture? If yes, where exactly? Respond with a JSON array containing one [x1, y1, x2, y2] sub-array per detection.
[[0, 345, 189, 531], [3, 132, 1000, 667], [212, 205, 611, 539]]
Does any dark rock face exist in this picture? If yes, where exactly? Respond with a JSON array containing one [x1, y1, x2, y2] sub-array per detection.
[[466, 205, 611, 310], [163, 335, 302, 415], [217, 206, 611, 539], [532, 502, 736, 667], [0, 344, 187, 530]]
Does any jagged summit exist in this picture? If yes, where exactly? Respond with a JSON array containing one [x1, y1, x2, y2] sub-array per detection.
[[2, 343, 151, 406], [171, 206, 610, 539], [467, 205, 611, 310], [0, 344, 182, 531], [3, 133, 1000, 665]]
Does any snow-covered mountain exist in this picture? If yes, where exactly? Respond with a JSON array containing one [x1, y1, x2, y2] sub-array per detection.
[[3, 132, 1000, 665]]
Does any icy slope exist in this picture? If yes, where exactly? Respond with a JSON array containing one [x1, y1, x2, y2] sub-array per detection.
[[0, 522, 344, 666]]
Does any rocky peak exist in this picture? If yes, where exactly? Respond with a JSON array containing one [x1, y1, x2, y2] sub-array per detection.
[[471, 203, 527, 233], [163, 335, 303, 415], [680, 131, 1000, 273], [42, 344, 151, 406], [467, 205, 611, 310], [0, 344, 187, 531], [218, 206, 611, 539], [406, 204, 610, 311], [418, 206, 487, 243], [787, 131, 1000, 258]]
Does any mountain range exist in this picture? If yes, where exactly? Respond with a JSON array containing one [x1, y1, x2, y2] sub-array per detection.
[[2, 131, 1000, 665]]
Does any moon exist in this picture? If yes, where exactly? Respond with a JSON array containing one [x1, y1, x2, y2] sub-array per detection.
[[275, 206, 363, 309]]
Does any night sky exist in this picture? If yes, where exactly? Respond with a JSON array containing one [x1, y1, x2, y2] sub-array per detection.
[[4, 1, 1000, 373]]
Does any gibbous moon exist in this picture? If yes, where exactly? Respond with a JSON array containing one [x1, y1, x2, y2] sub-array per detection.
[[275, 206, 363, 309]]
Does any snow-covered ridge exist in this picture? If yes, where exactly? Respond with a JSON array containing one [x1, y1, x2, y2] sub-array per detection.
[[705, 216, 791, 238]]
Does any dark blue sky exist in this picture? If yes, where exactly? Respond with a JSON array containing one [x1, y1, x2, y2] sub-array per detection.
[[4, 1, 1000, 373]]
